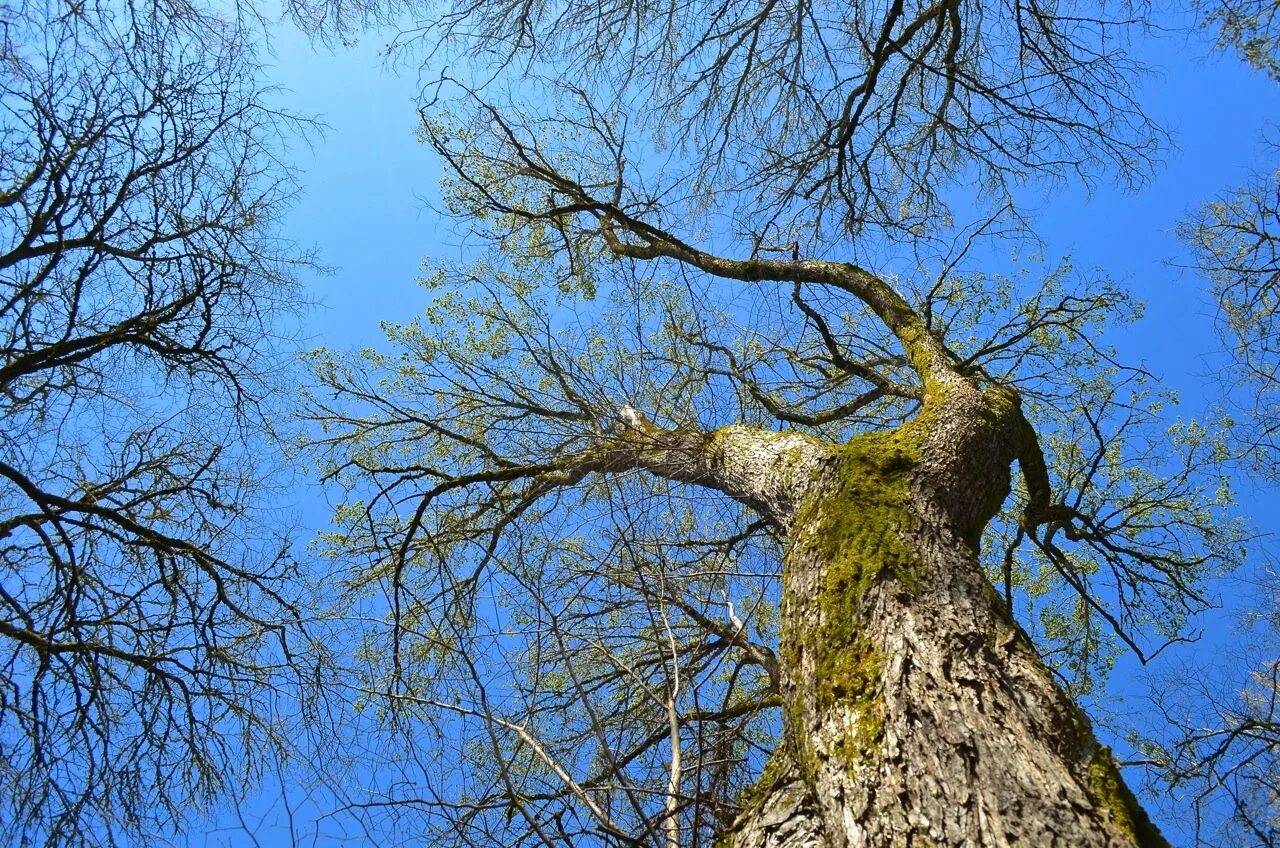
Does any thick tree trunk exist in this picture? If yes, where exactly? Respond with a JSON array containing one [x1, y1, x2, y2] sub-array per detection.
[[707, 383, 1169, 848]]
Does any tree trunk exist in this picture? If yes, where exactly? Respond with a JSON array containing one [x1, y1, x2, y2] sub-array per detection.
[[711, 382, 1169, 848]]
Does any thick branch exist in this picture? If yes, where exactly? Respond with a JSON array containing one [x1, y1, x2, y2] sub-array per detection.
[[595, 222, 961, 393], [610, 407, 833, 527], [431, 108, 961, 393]]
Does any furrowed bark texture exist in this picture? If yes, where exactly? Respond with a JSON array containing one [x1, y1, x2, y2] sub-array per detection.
[[626, 385, 1168, 848]]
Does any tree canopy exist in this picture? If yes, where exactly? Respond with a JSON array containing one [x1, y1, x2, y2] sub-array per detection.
[[3, 0, 1280, 844], [292, 2, 1266, 845]]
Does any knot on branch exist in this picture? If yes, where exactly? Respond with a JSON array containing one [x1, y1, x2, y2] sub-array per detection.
[[617, 405, 653, 434], [614, 406, 678, 451]]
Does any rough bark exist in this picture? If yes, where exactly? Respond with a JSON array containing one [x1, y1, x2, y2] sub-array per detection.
[[618, 383, 1168, 848]]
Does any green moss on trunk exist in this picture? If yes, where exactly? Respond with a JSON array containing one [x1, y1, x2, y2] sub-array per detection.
[[780, 412, 937, 777], [795, 418, 930, 707], [1087, 746, 1171, 848]]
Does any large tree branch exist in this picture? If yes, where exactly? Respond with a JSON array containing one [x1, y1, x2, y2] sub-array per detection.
[[594, 220, 962, 394], [607, 407, 833, 527]]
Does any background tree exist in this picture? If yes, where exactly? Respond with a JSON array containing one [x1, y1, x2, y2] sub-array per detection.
[[0, 0, 318, 844], [1184, 160, 1280, 478], [1149, 109, 1280, 848], [1144, 576, 1280, 848]]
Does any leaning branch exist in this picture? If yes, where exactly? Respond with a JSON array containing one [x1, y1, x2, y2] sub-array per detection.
[[428, 102, 962, 394], [594, 220, 960, 393]]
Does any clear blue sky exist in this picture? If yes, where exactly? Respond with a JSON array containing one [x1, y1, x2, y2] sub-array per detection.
[[178, 17, 1280, 846]]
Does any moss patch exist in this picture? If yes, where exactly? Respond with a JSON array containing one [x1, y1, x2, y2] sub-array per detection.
[[781, 412, 938, 776], [732, 748, 789, 822], [1087, 746, 1171, 848], [715, 749, 796, 848], [797, 416, 932, 701], [1064, 702, 1168, 847], [781, 386, 1024, 778]]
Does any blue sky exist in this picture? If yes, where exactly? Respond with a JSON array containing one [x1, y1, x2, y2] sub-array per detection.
[[180, 16, 1280, 847]]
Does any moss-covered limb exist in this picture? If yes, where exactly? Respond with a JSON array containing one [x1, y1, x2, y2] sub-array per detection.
[[593, 213, 963, 392]]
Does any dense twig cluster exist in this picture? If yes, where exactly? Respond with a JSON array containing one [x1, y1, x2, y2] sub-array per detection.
[[294, 0, 1162, 240]]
